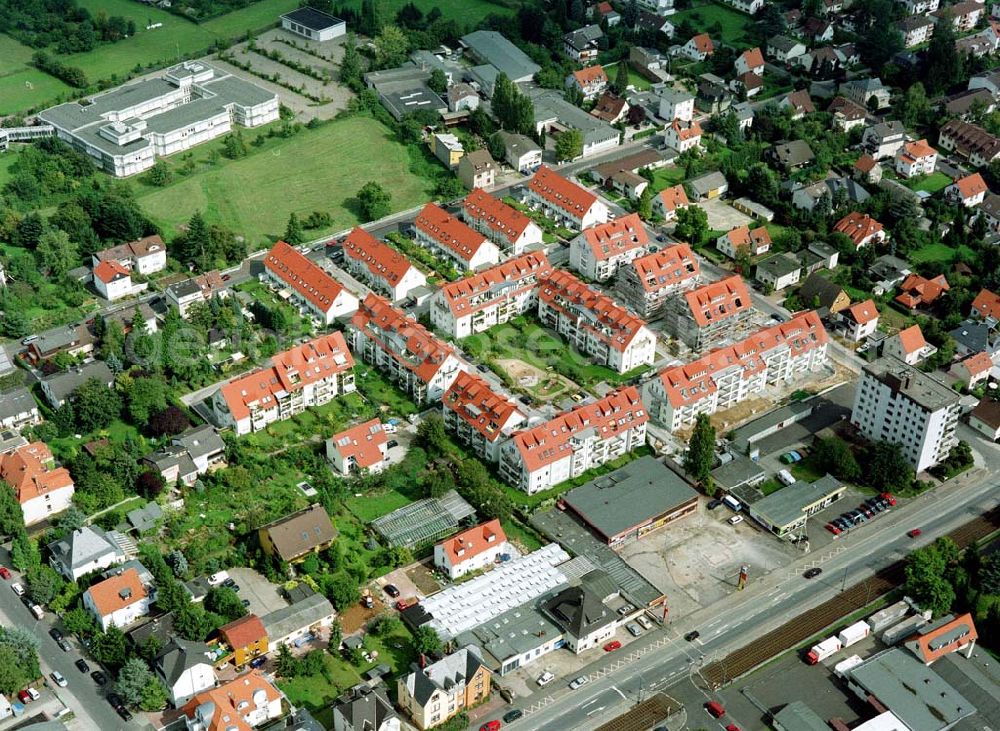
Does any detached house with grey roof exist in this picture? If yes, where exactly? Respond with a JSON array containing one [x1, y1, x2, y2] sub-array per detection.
[[333, 685, 400, 731], [397, 647, 492, 729], [153, 638, 216, 706], [48, 526, 127, 581]]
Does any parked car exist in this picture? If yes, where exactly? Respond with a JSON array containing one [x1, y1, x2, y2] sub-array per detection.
[[803, 568, 822, 579], [636, 615, 653, 630], [19, 688, 39, 703], [479, 721, 501, 731], [617, 604, 634, 616], [75, 659, 90, 673], [726, 725, 743, 731], [50, 671, 67, 688], [536, 671, 555, 687], [706, 500, 722, 510], [503, 709, 524, 723], [881, 492, 897, 506], [91, 671, 108, 685], [825, 523, 841, 535], [728, 515, 744, 526], [569, 676, 589, 690], [11, 582, 24, 596], [222, 577, 237, 588], [685, 630, 701, 642], [383, 584, 400, 598], [395, 600, 411, 611], [476, 364, 489, 372], [56, 639, 71, 652], [779, 452, 800, 464], [626, 623, 642, 637], [603, 640, 622, 652], [0, 566, 11, 580], [249, 656, 267, 669], [387, 440, 399, 448], [705, 700, 726, 718], [908, 528, 922, 538], [49, 628, 63, 642]]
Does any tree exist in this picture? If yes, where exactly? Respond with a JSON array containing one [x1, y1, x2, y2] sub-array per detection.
[[10, 533, 40, 571], [35, 229, 78, 277], [322, 572, 361, 611], [148, 405, 190, 437], [92, 626, 128, 671], [637, 186, 653, 220], [0, 484, 24, 537], [428, 68, 448, 93], [811, 437, 861, 482], [863, 441, 914, 492], [115, 657, 155, 708], [26, 565, 62, 605], [166, 550, 189, 578], [980, 555, 1000, 595], [72, 377, 122, 432], [174, 602, 217, 642], [140, 676, 169, 711], [674, 205, 709, 245], [554, 129, 583, 162], [63, 607, 98, 638], [905, 540, 957, 616], [684, 414, 715, 483], [413, 625, 442, 655], [136, 470, 166, 500], [12, 211, 45, 249], [339, 35, 363, 90], [374, 25, 410, 69], [126, 377, 168, 423], [612, 59, 629, 95], [926, 12, 960, 94], [0, 626, 40, 683], [0, 310, 30, 339], [222, 133, 247, 160], [0, 647, 29, 696], [205, 587, 247, 622], [357, 181, 392, 221], [144, 160, 172, 187], [416, 412, 448, 456], [283, 212, 305, 245], [276, 645, 302, 677], [175, 210, 211, 269]]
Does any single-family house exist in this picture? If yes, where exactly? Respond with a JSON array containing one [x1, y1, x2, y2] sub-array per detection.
[[949, 351, 993, 388], [566, 65, 608, 100], [563, 25, 604, 64], [828, 96, 868, 131], [862, 121, 907, 159], [735, 47, 765, 76], [969, 397, 1000, 440], [259, 504, 337, 563], [497, 131, 542, 174], [397, 647, 492, 730], [972, 288, 1000, 321], [181, 670, 282, 731], [92, 235, 167, 276], [82, 567, 151, 631], [261, 591, 336, 652], [457, 149, 497, 191], [895, 139, 938, 178], [0, 441, 75, 527], [325, 419, 388, 476], [780, 89, 815, 119], [755, 252, 802, 291], [165, 271, 228, 319], [681, 33, 714, 61], [799, 272, 851, 313], [659, 88, 695, 122], [931, 1, 984, 31], [853, 154, 883, 185], [716, 225, 772, 259], [433, 519, 509, 579], [48, 526, 126, 581], [771, 139, 815, 170], [767, 35, 807, 64], [652, 184, 690, 221], [841, 299, 880, 342], [93, 260, 134, 301], [841, 78, 891, 109], [216, 614, 268, 668], [40, 360, 114, 409], [945, 172, 989, 207], [590, 92, 629, 124], [833, 212, 886, 248], [0, 387, 40, 432], [895, 273, 950, 310], [802, 17, 834, 43], [664, 118, 702, 152], [885, 324, 937, 364], [447, 83, 479, 112], [333, 685, 400, 731], [154, 638, 216, 706]]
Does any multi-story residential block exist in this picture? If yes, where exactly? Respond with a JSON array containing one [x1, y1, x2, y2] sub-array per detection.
[[498, 387, 649, 493], [566, 66, 609, 100], [0, 387, 41, 431], [212, 332, 356, 435], [523, 166, 609, 230], [414, 203, 501, 272], [663, 274, 754, 351], [442, 371, 525, 462], [351, 294, 463, 404], [430, 252, 553, 338], [569, 213, 649, 282], [862, 120, 907, 159], [457, 149, 497, 190], [664, 118, 702, 151], [398, 647, 491, 729], [658, 88, 695, 122], [851, 356, 960, 472], [615, 243, 700, 320], [0, 441, 74, 526], [897, 0, 939, 14], [931, 0, 984, 31], [716, 225, 771, 259], [833, 212, 886, 249], [263, 241, 358, 324], [462, 188, 543, 255], [433, 519, 509, 579], [538, 271, 657, 374], [652, 184, 690, 221], [562, 25, 604, 64], [325, 419, 388, 476], [645, 312, 829, 431], [341, 227, 426, 303], [165, 271, 228, 318], [83, 567, 151, 631], [938, 119, 1000, 166], [92, 235, 167, 275], [945, 172, 989, 207], [898, 15, 935, 47], [895, 139, 938, 178], [841, 299, 880, 342], [181, 670, 282, 731]]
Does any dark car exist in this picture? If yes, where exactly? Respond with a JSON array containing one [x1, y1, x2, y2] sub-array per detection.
[[384, 584, 400, 598], [242, 599, 250, 607], [706, 499, 722, 510], [518, 395, 532, 405], [56, 638, 72, 652], [803, 567, 823, 579], [116, 705, 133, 721], [504, 709, 524, 723], [250, 656, 267, 669], [75, 659, 90, 673], [387, 439, 399, 448], [49, 628, 63, 642], [222, 578, 237, 588], [685, 630, 700, 642], [107, 693, 124, 708], [476, 364, 489, 372], [91, 671, 108, 685]]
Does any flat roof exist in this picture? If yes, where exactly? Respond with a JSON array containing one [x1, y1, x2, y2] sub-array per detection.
[[561, 456, 697, 540], [711, 454, 765, 490], [848, 649, 975, 731], [749, 474, 845, 529], [864, 356, 960, 412], [460, 30, 541, 81], [455, 600, 562, 667], [281, 6, 344, 30], [529, 89, 619, 145], [730, 399, 815, 452]]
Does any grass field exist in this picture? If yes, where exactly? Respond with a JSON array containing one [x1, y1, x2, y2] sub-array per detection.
[[338, 0, 516, 25], [0, 33, 73, 115], [672, 1, 753, 45], [604, 62, 652, 92], [0, 34, 34, 75], [904, 171, 951, 195], [910, 242, 975, 265], [650, 165, 687, 193], [135, 116, 435, 246]]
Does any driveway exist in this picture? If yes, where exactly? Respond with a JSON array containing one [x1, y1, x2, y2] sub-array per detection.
[[697, 197, 753, 231], [227, 567, 287, 616]]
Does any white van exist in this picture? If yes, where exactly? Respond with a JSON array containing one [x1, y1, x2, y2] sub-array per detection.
[[722, 495, 742, 512], [778, 469, 796, 486], [728, 515, 744, 526]]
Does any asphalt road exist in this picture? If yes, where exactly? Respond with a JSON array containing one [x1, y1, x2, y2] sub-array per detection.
[[0, 566, 149, 731], [497, 459, 1000, 731]]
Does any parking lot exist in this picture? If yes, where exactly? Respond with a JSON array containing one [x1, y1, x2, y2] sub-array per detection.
[[227, 567, 287, 616], [698, 197, 753, 232]]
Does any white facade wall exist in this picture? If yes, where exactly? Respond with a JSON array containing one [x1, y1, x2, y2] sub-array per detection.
[[21, 485, 74, 527], [433, 540, 509, 579], [85, 594, 151, 632], [168, 663, 216, 706], [523, 190, 609, 231], [149, 109, 232, 157], [96, 274, 133, 301]]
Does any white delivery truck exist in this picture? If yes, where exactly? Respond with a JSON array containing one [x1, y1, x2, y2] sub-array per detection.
[[834, 655, 864, 678], [837, 621, 871, 648], [778, 469, 796, 486], [805, 636, 842, 664]]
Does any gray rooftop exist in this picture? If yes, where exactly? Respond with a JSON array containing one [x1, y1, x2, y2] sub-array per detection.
[[460, 30, 541, 81], [48, 526, 125, 576], [660, 87, 695, 104], [772, 701, 830, 731], [154, 638, 213, 687], [455, 601, 562, 668], [688, 171, 728, 197], [730, 399, 815, 453], [864, 356, 961, 412], [749, 474, 845, 529], [711, 454, 765, 490], [381, 86, 446, 120], [757, 252, 802, 279], [0, 387, 37, 422], [332, 685, 397, 731], [173, 425, 225, 461], [29, 324, 94, 356], [847, 649, 976, 731], [41, 361, 114, 406], [529, 89, 619, 146], [127, 502, 164, 533], [950, 318, 1000, 354], [561, 456, 698, 541], [261, 592, 335, 641]]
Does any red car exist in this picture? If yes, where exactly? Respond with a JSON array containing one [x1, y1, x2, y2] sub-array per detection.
[[395, 600, 410, 611], [479, 721, 501, 731], [908, 528, 922, 538], [881, 492, 897, 506], [0, 567, 11, 580], [705, 700, 725, 718], [825, 523, 841, 535], [603, 640, 622, 652], [726, 725, 742, 731]]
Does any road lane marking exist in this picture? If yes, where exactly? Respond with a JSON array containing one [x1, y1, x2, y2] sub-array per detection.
[[611, 686, 626, 699]]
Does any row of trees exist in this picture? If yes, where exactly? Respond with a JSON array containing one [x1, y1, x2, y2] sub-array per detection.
[[0, 0, 134, 53]]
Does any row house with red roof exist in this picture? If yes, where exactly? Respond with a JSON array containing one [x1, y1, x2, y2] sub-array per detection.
[[462, 188, 543, 255], [498, 387, 649, 493], [350, 294, 463, 404], [716, 225, 772, 259], [212, 332, 355, 435], [263, 241, 358, 325], [569, 213, 650, 282], [0, 441, 75, 526], [413, 203, 501, 272], [938, 119, 1000, 167], [663, 275, 754, 351], [522, 166, 609, 231], [430, 252, 553, 338], [615, 243, 700, 321], [645, 312, 830, 431], [538, 271, 657, 374], [325, 418, 389, 476], [341, 227, 427, 303], [433, 519, 510, 579], [442, 372, 526, 462]]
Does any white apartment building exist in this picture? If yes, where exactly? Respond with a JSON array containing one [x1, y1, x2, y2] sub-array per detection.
[[263, 241, 358, 325], [538, 270, 656, 374], [569, 213, 650, 282], [895, 139, 938, 179], [523, 166, 609, 231], [350, 294, 463, 404], [614, 243, 700, 321], [433, 519, 509, 579], [851, 357, 960, 473], [663, 274, 755, 351], [0, 442, 74, 527], [659, 88, 695, 122], [442, 371, 526, 462], [462, 188, 543, 255], [498, 387, 649, 494], [645, 311, 829, 431], [430, 252, 553, 338], [341, 227, 427, 303]]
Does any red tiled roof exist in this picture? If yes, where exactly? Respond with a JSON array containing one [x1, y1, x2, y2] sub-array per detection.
[[0, 442, 73, 505], [629, 243, 700, 293], [656, 184, 689, 213], [218, 332, 354, 424], [723, 225, 771, 251], [657, 311, 829, 409], [181, 670, 280, 731], [438, 519, 506, 566], [510, 387, 647, 472], [527, 166, 598, 218], [898, 138, 936, 163], [845, 299, 879, 326], [908, 613, 978, 665], [952, 172, 989, 200], [463, 188, 537, 245], [437, 252, 552, 317], [94, 235, 166, 263], [578, 213, 649, 261], [972, 288, 1000, 320], [444, 371, 523, 443], [739, 47, 765, 69], [94, 260, 130, 284], [351, 294, 455, 384], [86, 568, 146, 617], [690, 33, 714, 54], [219, 614, 267, 649], [683, 275, 752, 328], [342, 227, 417, 287], [328, 418, 387, 470], [591, 92, 628, 122], [539, 270, 649, 353], [895, 324, 928, 354], [833, 212, 884, 248], [960, 351, 993, 377], [415, 203, 490, 266], [264, 241, 346, 314], [572, 65, 608, 86], [854, 153, 878, 173], [896, 274, 950, 308], [669, 118, 703, 141]]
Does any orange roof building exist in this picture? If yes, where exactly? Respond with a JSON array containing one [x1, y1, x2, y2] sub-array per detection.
[[0, 441, 75, 527], [433, 519, 509, 579], [946, 171, 989, 206], [568, 65, 609, 98], [538, 270, 656, 373], [217, 614, 268, 667], [264, 241, 358, 324], [716, 225, 772, 258], [647, 311, 829, 431], [325, 418, 388, 476], [182, 670, 283, 731], [905, 613, 978, 665], [569, 213, 650, 282], [833, 212, 886, 248], [93, 259, 133, 301], [430, 252, 553, 338], [895, 273, 949, 310], [498, 387, 648, 493], [443, 371, 526, 461], [664, 274, 754, 350], [462, 188, 544, 254], [82, 567, 150, 631], [350, 293, 462, 404], [665, 118, 703, 151], [652, 184, 690, 220], [615, 243, 700, 320], [885, 323, 936, 365], [524, 166, 608, 230], [736, 47, 765, 74], [341, 227, 426, 303], [950, 351, 993, 387], [842, 299, 880, 342], [212, 332, 355, 436], [971, 288, 1000, 321], [414, 203, 500, 271], [895, 138, 938, 178], [686, 33, 714, 57]]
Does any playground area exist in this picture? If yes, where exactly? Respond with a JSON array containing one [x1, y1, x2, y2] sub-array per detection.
[[496, 358, 579, 402]]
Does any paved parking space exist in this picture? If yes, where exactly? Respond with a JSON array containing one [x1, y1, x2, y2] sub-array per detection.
[[698, 197, 753, 232], [227, 567, 287, 616]]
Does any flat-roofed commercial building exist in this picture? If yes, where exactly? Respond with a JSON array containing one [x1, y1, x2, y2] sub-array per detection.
[[747, 474, 846, 538]]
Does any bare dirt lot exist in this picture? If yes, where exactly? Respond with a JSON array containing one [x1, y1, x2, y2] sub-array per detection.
[[496, 358, 579, 402], [698, 197, 753, 232]]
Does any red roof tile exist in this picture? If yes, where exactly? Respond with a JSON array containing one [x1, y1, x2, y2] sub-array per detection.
[[86, 568, 146, 617], [723, 225, 771, 251], [908, 613, 978, 665], [328, 418, 387, 470], [342, 227, 417, 287], [952, 172, 989, 200], [415, 203, 491, 266], [264, 241, 346, 314], [438, 519, 506, 566], [527, 166, 598, 219], [437, 252, 552, 317], [219, 614, 267, 649], [669, 118, 703, 141], [539, 270, 649, 353], [181, 670, 280, 731], [895, 324, 928, 355], [898, 138, 936, 164], [854, 153, 878, 173], [833, 212, 884, 248], [896, 274, 949, 308], [578, 213, 649, 261], [683, 275, 752, 328], [572, 65, 608, 86], [972, 288, 1000, 320], [94, 260, 130, 284], [629, 243, 700, 293], [0, 442, 73, 505], [739, 47, 765, 69], [959, 351, 993, 377], [444, 371, 524, 443], [656, 184, 690, 213], [845, 299, 879, 326], [690, 33, 714, 54], [463, 188, 537, 245]]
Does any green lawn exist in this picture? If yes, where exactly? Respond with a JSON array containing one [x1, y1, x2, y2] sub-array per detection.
[[650, 165, 686, 193], [47, 418, 147, 462], [345, 489, 414, 523], [604, 62, 652, 92], [136, 116, 435, 246], [0, 33, 34, 75], [672, 1, 754, 45], [0, 244, 99, 332], [910, 242, 975, 265], [904, 171, 951, 195], [0, 67, 73, 115], [337, 0, 515, 25]]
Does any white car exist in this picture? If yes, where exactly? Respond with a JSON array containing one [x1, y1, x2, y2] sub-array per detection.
[[536, 671, 555, 687], [50, 671, 67, 688], [569, 676, 589, 690], [728, 515, 744, 526], [11, 582, 25, 596]]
